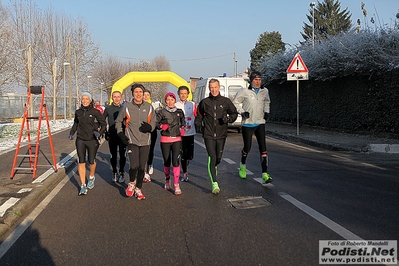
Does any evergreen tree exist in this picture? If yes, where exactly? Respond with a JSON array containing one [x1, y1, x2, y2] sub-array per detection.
[[249, 31, 285, 71], [302, 0, 352, 44]]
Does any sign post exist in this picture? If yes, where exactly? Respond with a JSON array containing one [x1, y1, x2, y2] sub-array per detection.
[[286, 53, 309, 135]]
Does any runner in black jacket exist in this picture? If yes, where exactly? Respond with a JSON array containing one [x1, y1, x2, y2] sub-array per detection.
[[103, 91, 126, 183], [195, 78, 238, 194], [69, 92, 107, 195]]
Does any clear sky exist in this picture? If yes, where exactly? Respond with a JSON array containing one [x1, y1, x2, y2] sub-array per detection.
[[32, 0, 398, 81]]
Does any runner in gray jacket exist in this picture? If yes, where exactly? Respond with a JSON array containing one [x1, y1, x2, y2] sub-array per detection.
[[233, 71, 272, 183], [115, 84, 156, 200]]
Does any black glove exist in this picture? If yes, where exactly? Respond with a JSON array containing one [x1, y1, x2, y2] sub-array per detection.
[[195, 123, 202, 133], [263, 112, 270, 121], [118, 132, 129, 145], [241, 112, 250, 119], [218, 115, 229, 125], [68, 134, 74, 140], [139, 122, 152, 133], [104, 131, 110, 141]]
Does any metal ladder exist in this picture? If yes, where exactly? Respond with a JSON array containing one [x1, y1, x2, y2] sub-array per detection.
[[10, 86, 58, 179]]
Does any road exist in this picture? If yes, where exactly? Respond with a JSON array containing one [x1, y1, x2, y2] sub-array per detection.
[[0, 130, 398, 265]]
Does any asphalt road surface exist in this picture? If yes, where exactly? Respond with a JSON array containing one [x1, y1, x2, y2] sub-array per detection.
[[0, 131, 398, 265]]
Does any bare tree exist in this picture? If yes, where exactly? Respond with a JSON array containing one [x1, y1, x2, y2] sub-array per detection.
[[0, 2, 14, 90], [92, 55, 126, 102], [6, 0, 41, 89]]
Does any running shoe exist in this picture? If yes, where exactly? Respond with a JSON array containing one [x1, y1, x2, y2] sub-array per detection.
[[239, 163, 246, 179], [125, 182, 135, 197], [143, 173, 151, 183], [87, 176, 95, 189], [134, 188, 145, 200], [212, 182, 220, 194], [118, 172, 125, 183], [79, 184, 88, 196], [180, 172, 188, 182], [262, 173, 273, 183], [164, 179, 171, 190], [112, 173, 118, 182], [174, 184, 182, 195], [148, 164, 154, 175]]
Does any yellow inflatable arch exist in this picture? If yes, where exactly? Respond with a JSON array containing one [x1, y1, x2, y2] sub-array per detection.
[[110, 71, 192, 102]]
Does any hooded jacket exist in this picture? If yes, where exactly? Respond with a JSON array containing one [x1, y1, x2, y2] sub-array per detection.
[[195, 93, 238, 140], [233, 85, 270, 125]]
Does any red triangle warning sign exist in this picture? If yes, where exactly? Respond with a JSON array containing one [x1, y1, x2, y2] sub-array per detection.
[[287, 53, 308, 73]]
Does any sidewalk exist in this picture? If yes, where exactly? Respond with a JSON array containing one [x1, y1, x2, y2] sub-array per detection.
[[265, 122, 399, 153]]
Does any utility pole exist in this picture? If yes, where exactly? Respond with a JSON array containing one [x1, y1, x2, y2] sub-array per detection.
[[310, 2, 315, 48], [53, 58, 57, 122], [27, 45, 34, 129], [234, 52, 237, 77], [68, 37, 72, 117]]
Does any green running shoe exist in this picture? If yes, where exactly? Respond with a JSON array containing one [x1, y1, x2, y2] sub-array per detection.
[[262, 173, 273, 183], [212, 182, 220, 194], [239, 163, 246, 179]]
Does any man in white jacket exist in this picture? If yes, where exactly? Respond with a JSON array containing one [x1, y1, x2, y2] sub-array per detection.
[[233, 71, 272, 183], [175, 86, 197, 182]]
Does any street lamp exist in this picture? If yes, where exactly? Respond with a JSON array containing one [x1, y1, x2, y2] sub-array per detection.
[[310, 2, 315, 48], [63, 62, 70, 120], [87, 75, 92, 93], [100, 82, 105, 105]]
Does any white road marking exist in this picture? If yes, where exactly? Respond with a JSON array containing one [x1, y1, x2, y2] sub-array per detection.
[[194, 139, 205, 149], [253, 177, 273, 187], [332, 155, 386, 170], [268, 136, 324, 153], [17, 188, 32, 193], [0, 168, 77, 259], [33, 150, 77, 183], [360, 162, 386, 170], [279, 192, 363, 240], [0, 198, 20, 217], [223, 158, 236, 164]]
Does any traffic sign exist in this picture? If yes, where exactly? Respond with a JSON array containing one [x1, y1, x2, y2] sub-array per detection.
[[287, 53, 308, 73]]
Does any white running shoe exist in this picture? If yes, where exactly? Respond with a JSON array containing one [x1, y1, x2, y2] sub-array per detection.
[[148, 165, 154, 175]]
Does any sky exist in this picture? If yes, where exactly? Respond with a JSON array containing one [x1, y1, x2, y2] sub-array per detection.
[[31, 0, 398, 82]]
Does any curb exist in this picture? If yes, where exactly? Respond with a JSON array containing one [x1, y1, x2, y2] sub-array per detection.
[[0, 159, 76, 241]]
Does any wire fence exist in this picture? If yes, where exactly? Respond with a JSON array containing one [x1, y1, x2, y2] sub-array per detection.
[[0, 94, 78, 121]]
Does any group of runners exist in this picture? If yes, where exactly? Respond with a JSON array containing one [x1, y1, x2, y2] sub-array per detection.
[[68, 71, 273, 199]]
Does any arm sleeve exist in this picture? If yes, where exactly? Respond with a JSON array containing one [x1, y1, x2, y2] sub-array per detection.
[[227, 99, 238, 123], [69, 114, 78, 135], [232, 90, 245, 114], [149, 105, 156, 130], [194, 101, 203, 130], [263, 88, 271, 113], [179, 109, 186, 127], [115, 106, 126, 134], [96, 111, 107, 135]]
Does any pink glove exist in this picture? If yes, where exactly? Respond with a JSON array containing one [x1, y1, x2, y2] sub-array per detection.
[[160, 124, 169, 131], [180, 127, 186, 136]]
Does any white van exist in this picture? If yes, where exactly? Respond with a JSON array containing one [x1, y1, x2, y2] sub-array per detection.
[[193, 77, 249, 132]]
